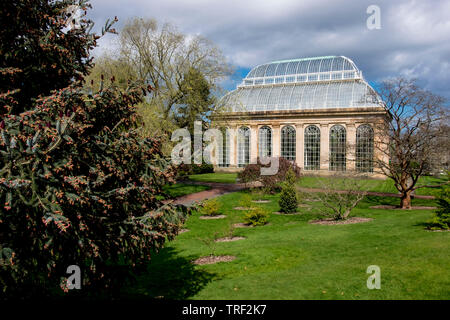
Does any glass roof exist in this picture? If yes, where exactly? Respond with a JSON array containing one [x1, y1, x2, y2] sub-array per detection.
[[220, 56, 383, 112], [242, 56, 360, 87], [223, 82, 381, 112]]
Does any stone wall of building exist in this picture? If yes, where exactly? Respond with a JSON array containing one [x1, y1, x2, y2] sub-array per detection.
[[212, 107, 390, 179]]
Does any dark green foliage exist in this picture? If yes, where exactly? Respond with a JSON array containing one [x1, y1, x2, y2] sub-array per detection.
[[0, 0, 113, 115], [174, 67, 215, 132], [176, 163, 214, 179], [427, 175, 450, 230], [0, 82, 189, 297], [278, 169, 299, 213], [192, 163, 214, 174], [279, 186, 299, 213], [0, 0, 189, 298]]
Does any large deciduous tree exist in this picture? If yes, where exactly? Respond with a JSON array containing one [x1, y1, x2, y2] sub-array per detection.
[[375, 78, 449, 209], [118, 18, 232, 133]]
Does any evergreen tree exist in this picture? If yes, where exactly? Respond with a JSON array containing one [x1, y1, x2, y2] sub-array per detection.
[[0, 0, 189, 297]]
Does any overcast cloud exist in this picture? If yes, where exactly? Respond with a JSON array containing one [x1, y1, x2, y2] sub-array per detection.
[[88, 0, 450, 100]]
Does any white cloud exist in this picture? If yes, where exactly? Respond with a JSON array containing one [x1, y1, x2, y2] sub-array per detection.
[[88, 0, 450, 100]]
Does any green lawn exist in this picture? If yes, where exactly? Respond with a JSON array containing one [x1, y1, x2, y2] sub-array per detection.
[[298, 175, 446, 196], [162, 183, 211, 199], [188, 172, 238, 184], [124, 189, 449, 300], [187, 172, 445, 197]]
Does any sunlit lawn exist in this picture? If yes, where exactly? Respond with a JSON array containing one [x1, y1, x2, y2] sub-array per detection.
[[124, 188, 449, 300], [188, 172, 238, 184], [162, 183, 211, 199], [186, 172, 445, 197], [298, 175, 446, 197]]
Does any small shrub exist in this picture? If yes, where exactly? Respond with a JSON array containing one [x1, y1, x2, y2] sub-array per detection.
[[237, 157, 301, 193], [237, 164, 260, 185], [244, 207, 269, 226], [308, 174, 367, 220], [239, 194, 253, 209], [426, 180, 450, 230], [279, 186, 299, 213], [226, 221, 237, 238], [176, 163, 194, 179], [192, 163, 214, 174], [176, 163, 214, 179], [278, 168, 299, 213], [201, 198, 221, 216], [197, 232, 220, 256]]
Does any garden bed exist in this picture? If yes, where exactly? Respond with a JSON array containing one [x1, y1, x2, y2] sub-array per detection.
[[252, 200, 271, 203], [192, 255, 236, 265], [199, 215, 227, 220], [233, 222, 271, 228], [215, 236, 246, 242], [233, 207, 256, 210], [273, 211, 302, 215]]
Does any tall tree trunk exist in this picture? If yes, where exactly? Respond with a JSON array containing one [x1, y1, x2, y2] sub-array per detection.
[[400, 191, 412, 209]]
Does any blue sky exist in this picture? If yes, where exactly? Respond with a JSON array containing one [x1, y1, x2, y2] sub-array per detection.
[[88, 0, 450, 101]]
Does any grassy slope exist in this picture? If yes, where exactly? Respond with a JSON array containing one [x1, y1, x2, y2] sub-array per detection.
[[125, 190, 449, 300]]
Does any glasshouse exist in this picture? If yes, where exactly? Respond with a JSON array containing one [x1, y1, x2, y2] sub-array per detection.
[[214, 56, 390, 177]]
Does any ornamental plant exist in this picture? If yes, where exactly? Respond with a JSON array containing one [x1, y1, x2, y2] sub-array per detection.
[[201, 198, 221, 216], [0, 0, 189, 298], [243, 207, 269, 226], [278, 168, 299, 213], [238, 157, 301, 193], [238, 194, 253, 209]]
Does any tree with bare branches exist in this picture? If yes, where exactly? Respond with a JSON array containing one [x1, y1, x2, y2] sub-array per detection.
[[119, 18, 232, 131], [308, 174, 368, 220], [375, 78, 449, 209]]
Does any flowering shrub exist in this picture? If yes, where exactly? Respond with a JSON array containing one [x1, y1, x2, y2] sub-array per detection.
[[238, 157, 301, 192], [0, 83, 190, 297]]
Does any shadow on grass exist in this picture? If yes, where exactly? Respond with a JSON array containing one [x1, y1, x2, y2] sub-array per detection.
[[363, 195, 437, 208], [121, 247, 215, 300], [413, 221, 431, 229]]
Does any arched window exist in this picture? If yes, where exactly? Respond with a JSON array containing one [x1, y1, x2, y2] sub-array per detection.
[[356, 124, 374, 173], [281, 125, 296, 161], [329, 125, 346, 171], [238, 126, 250, 167], [258, 126, 272, 159], [304, 125, 320, 170], [218, 127, 230, 167]]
